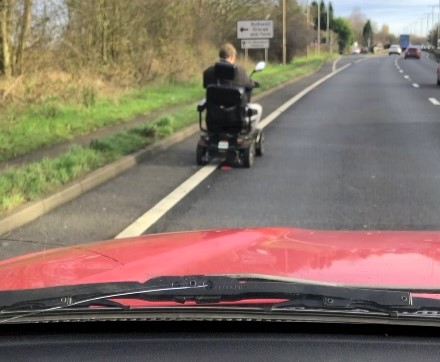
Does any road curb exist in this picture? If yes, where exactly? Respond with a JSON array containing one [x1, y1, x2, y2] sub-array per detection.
[[0, 123, 199, 237]]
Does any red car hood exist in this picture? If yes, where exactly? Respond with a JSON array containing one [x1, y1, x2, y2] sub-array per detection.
[[1, 227, 440, 291]]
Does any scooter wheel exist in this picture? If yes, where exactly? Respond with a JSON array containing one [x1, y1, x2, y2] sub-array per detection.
[[256, 131, 265, 156], [196, 144, 209, 165], [242, 142, 255, 168]]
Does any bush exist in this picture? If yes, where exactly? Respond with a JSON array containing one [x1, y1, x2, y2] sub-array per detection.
[[81, 86, 97, 108]]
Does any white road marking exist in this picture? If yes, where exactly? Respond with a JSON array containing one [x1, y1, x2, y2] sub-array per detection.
[[399, 70, 403, 73], [116, 163, 219, 238], [429, 98, 440, 105], [259, 63, 352, 129], [332, 57, 341, 72], [412, 83, 419, 88], [404, 75, 410, 79], [115, 61, 353, 238]]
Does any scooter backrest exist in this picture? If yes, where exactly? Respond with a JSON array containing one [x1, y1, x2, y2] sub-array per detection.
[[205, 85, 246, 134], [214, 62, 236, 82]]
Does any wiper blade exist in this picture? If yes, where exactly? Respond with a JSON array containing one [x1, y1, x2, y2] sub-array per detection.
[[141, 276, 411, 306], [0, 276, 411, 323]]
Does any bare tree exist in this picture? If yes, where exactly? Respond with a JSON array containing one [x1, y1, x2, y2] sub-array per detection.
[[0, 0, 14, 77], [14, 0, 32, 75], [1, 0, 315, 80]]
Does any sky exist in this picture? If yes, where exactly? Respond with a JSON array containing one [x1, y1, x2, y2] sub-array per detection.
[[327, 0, 440, 35]]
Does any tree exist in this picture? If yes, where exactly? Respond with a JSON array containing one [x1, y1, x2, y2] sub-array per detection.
[[348, 8, 366, 44], [0, 0, 318, 80], [0, 0, 13, 77], [428, 24, 439, 48], [332, 17, 353, 53], [374, 24, 397, 46], [362, 20, 373, 48], [14, 0, 33, 75], [328, 2, 334, 29]]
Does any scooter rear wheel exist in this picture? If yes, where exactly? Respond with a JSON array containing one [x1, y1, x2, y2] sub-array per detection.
[[256, 131, 265, 156], [242, 142, 255, 168], [196, 144, 209, 165]]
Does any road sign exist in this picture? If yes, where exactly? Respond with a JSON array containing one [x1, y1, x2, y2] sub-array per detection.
[[237, 20, 274, 39], [241, 39, 270, 49]]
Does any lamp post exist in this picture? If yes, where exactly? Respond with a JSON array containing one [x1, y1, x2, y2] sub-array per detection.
[[438, 0, 440, 49], [282, 0, 286, 65], [317, 0, 320, 53]]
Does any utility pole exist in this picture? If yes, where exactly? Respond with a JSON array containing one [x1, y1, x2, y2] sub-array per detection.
[[427, 13, 429, 37], [326, 2, 329, 45], [317, 0, 320, 53], [438, 0, 440, 49], [307, 0, 310, 57], [282, 0, 286, 65], [430, 6, 436, 35]]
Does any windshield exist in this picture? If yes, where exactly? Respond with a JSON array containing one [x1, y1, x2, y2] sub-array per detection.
[[1, 0, 440, 325]]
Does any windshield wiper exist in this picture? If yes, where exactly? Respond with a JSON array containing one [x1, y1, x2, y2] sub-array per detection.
[[0, 275, 412, 323]]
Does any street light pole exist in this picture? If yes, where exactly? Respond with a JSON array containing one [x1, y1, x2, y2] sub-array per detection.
[[326, 3, 329, 45], [317, 0, 320, 53], [306, 0, 310, 57], [438, 0, 440, 49], [282, 0, 286, 65]]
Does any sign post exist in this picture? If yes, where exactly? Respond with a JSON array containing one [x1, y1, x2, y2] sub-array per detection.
[[237, 20, 273, 63]]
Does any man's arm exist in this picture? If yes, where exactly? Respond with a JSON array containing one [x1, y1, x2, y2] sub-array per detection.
[[234, 66, 254, 89], [203, 66, 215, 89]]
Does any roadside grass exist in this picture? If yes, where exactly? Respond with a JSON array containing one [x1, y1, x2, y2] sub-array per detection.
[[0, 53, 334, 163], [0, 105, 196, 213], [0, 54, 334, 214], [255, 55, 330, 91], [0, 83, 204, 162]]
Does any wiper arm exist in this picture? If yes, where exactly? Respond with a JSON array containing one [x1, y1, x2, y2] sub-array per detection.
[[0, 275, 411, 324], [141, 276, 411, 307]]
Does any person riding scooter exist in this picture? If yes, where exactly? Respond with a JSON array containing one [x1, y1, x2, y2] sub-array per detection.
[[203, 43, 262, 126]]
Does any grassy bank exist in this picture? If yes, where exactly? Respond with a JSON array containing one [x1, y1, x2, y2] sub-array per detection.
[[0, 83, 204, 162], [0, 54, 332, 163], [0, 54, 335, 214]]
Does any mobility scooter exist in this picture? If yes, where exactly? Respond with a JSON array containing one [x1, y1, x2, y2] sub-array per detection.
[[196, 61, 265, 168]]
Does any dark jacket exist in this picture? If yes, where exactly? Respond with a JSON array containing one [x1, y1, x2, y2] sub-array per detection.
[[203, 60, 254, 89], [203, 60, 255, 101]]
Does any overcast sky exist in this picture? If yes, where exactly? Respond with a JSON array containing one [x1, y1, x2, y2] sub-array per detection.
[[328, 0, 440, 35]]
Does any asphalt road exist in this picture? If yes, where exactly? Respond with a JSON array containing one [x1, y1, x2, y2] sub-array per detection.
[[2, 53, 440, 260]]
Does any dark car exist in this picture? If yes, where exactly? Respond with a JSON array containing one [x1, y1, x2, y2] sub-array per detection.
[[404, 45, 421, 59], [437, 64, 440, 86]]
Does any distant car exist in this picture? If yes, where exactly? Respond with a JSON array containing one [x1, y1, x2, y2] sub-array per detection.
[[437, 64, 440, 86], [388, 44, 402, 55], [352, 47, 361, 55], [404, 46, 421, 59]]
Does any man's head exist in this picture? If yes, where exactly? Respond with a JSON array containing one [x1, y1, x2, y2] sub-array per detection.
[[219, 43, 237, 64]]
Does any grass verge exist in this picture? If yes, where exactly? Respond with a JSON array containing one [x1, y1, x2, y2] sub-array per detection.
[[0, 54, 334, 214], [0, 54, 334, 163], [0, 83, 204, 162]]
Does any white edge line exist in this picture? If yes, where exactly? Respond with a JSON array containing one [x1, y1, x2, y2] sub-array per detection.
[[332, 57, 341, 72], [259, 63, 352, 129], [429, 98, 440, 105], [115, 61, 353, 239], [116, 163, 219, 238]]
